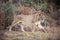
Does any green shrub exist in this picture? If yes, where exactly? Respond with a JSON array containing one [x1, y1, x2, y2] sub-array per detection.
[[0, 2, 14, 27], [24, 0, 48, 12]]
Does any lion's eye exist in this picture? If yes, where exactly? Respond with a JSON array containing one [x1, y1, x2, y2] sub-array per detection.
[[19, 22, 22, 24], [41, 22, 45, 26]]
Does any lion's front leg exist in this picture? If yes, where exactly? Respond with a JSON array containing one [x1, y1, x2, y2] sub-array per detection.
[[21, 26, 25, 32], [8, 26, 12, 31]]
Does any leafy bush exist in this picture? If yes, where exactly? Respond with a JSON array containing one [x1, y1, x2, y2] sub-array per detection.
[[0, 2, 14, 27], [23, 0, 48, 12]]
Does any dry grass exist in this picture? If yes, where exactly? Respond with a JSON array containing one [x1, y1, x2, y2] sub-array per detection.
[[0, 27, 60, 40], [2, 30, 60, 40]]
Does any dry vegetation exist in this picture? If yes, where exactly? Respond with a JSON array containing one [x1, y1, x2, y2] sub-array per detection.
[[0, 26, 60, 40], [0, 0, 60, 40], [0, 30, 60, 40]]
